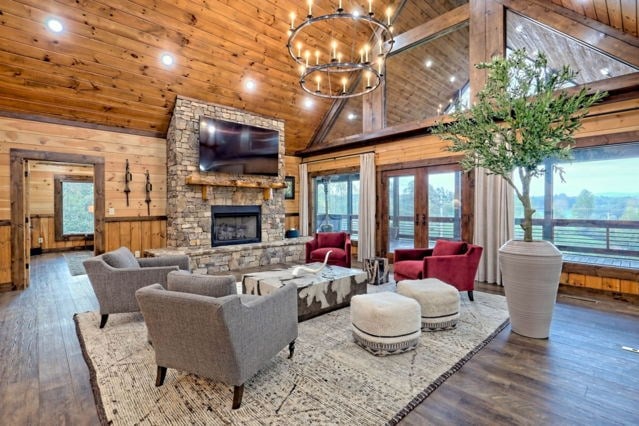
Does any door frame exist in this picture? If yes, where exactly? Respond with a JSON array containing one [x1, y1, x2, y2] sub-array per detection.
[[10, 149, 105, 290], [377, 157, 474, 259]]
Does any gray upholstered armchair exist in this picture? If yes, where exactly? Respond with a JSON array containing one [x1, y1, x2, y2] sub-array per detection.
[[83, 247, 189, 328], [135, 280, 298, 409]]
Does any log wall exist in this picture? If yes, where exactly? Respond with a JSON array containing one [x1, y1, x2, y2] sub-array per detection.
[[0, 116, 168, 287]]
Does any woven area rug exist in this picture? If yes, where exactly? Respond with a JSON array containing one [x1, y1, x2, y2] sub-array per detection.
[[75, 291, 509, 425], [64, 251, 92, 276]]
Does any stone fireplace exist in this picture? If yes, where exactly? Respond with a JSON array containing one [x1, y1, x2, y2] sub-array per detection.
[[165, 96, 286, 249], [211, 205, 261, 247], [150, 96, 309, 273]]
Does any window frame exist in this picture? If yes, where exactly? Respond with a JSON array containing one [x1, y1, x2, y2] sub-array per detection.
[[54, 174, 95, 242], [310, 169, 360, 238], [513, 136, 639, 275]]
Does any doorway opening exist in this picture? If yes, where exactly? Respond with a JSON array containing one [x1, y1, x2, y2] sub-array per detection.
[[10, 149, 105, 290]]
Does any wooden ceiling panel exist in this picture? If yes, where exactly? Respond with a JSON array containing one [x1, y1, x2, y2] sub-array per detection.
[[552, 0, 638, 37], [0, 0, 636, 153]]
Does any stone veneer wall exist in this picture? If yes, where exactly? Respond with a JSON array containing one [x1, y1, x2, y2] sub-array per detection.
[[166, 96, 286, 249]]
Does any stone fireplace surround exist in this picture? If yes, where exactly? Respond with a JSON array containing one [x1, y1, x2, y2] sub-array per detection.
[[146, 96, 309, 273]]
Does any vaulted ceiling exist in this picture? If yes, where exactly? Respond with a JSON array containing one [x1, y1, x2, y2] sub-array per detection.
[[0, 0, 637, 154]]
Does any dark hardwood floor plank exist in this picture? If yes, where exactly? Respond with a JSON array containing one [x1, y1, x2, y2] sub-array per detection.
[[1, 254, 639, 425]]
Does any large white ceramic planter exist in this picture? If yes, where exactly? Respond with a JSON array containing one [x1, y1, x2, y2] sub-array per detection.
[[499, 240, 562, 339]]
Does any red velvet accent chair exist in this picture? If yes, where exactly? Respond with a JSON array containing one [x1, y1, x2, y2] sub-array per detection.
[[393, 240, 483, 301], [305, 232, 352, 268]]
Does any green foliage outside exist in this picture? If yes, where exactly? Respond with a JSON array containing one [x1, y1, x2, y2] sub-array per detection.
[[433, 49, 606, 242], [63, 182, 94, 234]]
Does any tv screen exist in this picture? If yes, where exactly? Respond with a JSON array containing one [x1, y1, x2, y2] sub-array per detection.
[[198, 117, 279, 176]]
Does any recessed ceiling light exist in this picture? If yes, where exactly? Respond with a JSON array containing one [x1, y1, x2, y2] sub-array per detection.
[[303, 98, 314, 109], [46, 18, 64, 33], [515, 24, 524, 33], [600, 68, 610, 76], [425, 59, 433, 68], [449, 75, 456, 83], [245, 80, 256, 90], [161, 53, 174, 66], [347, 113, 356, 120]]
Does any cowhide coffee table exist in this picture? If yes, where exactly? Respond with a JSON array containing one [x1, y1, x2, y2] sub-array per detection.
[[242, 263, 368, 321]]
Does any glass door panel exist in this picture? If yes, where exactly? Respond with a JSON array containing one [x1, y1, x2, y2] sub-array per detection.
[[427, 171, 462, 246], [387, 174, 415, 252]]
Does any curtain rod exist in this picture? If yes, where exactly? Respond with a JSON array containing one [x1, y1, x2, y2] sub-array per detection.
[[301, 151, 374, 165]]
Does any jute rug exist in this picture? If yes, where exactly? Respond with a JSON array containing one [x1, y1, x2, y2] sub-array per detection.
[[75, 291, 509, 425], [64, 251, 92, 276]]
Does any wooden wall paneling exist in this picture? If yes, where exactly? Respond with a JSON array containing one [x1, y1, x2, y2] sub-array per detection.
[[585, 275, 603, 290], [141, 220, 152, 253], [620, 280, 639, 295], [129, 221, 141, 255], [602, 276, 621, 292], [0, 224, 10, 285], [118, 220, 132, 251], [151, 220, 164, 249]]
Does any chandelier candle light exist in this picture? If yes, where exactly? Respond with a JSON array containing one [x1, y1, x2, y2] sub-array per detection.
[[287, 0, 395, 99]]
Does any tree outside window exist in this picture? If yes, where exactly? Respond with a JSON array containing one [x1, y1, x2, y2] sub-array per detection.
[[54, 175, 94, 240]]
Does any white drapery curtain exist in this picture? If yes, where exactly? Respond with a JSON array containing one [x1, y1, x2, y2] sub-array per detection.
[[358, 153, 376, 261], [473, 167, 514, 284], [298, 163, 309, 236]]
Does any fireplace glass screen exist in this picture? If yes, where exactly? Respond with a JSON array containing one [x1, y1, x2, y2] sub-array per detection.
[[211, 205, 261, 246]]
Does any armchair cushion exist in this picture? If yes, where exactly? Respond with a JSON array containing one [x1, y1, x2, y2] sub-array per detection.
[[432, 240, 466, 256], [312, 247, 346, 260], [102, 247, 139, 269], [318, 232, 345, 248], [167, 270, 237, 298]]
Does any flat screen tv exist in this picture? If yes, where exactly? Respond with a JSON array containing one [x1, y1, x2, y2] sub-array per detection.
[[198, 117, 279, 176]]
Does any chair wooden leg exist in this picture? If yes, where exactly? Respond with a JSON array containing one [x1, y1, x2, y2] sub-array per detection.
[[468, 290, 474, 301], [155, 366, 167, 387], [99, 314, 109, 328], [232, 384, 244, 409], [288, 340, 296, 359]]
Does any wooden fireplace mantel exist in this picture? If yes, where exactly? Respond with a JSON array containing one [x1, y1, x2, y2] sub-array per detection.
[[185, 174, 287, 201]]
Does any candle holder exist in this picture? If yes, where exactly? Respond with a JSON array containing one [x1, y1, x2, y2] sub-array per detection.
[[286, 2, 394, 99]]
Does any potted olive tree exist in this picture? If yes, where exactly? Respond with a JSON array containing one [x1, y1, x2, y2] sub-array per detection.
[[433, 49, 605, 338]]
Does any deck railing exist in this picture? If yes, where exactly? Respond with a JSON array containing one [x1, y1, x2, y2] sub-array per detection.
[[514, 218, 639, 258]]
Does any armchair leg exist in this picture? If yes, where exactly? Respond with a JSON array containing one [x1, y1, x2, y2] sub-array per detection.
[[155, 366, 167, 387], [99, 314, 109, 328], [288, 340, 296, 359], [468, 290, 474, 301], [232, 384, 244, 409]]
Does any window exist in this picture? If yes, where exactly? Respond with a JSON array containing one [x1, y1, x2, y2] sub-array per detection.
[[54, 175, 94, 241], [514, 142, 639, 267], [313, 173, 360, 239]]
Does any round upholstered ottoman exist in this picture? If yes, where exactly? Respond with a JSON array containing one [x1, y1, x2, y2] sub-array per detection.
[[350, 292, 421, 356], [397, 278, 460, 331]]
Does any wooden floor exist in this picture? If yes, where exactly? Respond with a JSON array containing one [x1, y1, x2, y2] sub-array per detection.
[[1, 253, 638, 425]]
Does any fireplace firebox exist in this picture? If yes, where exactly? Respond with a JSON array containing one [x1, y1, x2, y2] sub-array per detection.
[[211, 205, 261, 247]]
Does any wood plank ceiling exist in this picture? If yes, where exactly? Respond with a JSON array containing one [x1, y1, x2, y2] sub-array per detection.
[[0, 0, 636, 154]]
